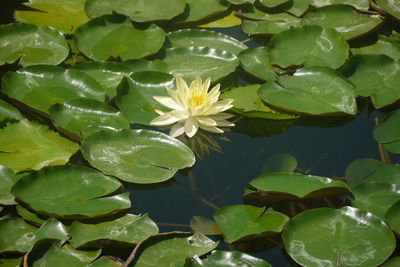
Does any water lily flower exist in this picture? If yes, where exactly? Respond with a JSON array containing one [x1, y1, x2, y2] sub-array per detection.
[[150, 76, 234, 138]]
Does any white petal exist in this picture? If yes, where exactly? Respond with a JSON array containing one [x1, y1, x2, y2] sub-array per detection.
[[209, 112, 234, 120], [184, 118, 199, 138], [199, 125, 224, 134], [150, 113, 180, 126], [153, 96, 182, 110], [176, 76, 189, 95], [203, 100, 233, 115], [169, 109, 189, 120], [169, 122, 185, 137], [202, 78, 211, 93], [207, 83, 220, 102], [190, 76, 202, 95], [154, 109, 165, 115], [195, 116, 217, 127]]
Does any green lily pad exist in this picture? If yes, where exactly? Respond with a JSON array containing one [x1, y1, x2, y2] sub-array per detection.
[[286, 0, 311, 17], [0, 216, 37, 254], [0, 165, 19, 205], [0, 23, 69, 67], [238, 47, 277, 81], [87, 256, 123, 267], [185, 250, 271, 266], [166, 29, 247, 56], [0, 100, 22, 123], [190, 216, 221, 235], [241, 15, 301, 35], [121, 59, 168, 73], [0, 119, 79, 173], [11, 165, 131, 219], [16, 204, 47, 226], [261, 153, 297, 173], [376, 0, 400, 20], [69, 214, 159, 248], [258, 66, 357, 115], [163, 46, 239, 82], [14, 0, 90, 34], [246, 172, 350, 200], [351, 35, 400, 60], [115, 72, 174, 125], [382, 257, 400, 267], [0, 257, 23, 267], [177, 0, 229, 23], [34, 217, 69, 243], [198, 10, 242, 28], [385, 201, 400, 233], [227, 0, 255, 4], [74, 15, 166, 61], [213, 206, 289, 243], [267, 25, 349, 69], [85, 0, 186, 22], [135, 233, 218, 267], [81, 129, 195, 184], [32, 241, 101, 267], [373, 110, 400, 153], [345, 158, 400, 186], [282, 206, 396, 267], [301, 5, 383, 40], [310, 0, 370, 10], [259, 0, 289, 8], [341, 54, 400, 109], [220, 84, 298, 119], [1, 65, 105, 114], [49, 98, 130, 139], [351, 181, 400, 219]]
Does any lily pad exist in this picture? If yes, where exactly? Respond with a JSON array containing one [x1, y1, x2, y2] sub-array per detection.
[[286, 0, 312, 17], [190, 216, 221, 235], [85, 0, 186, 22], [351, 181, 400, 219], [241, 15, 300, 35], [351, 35, 400, 60], [220, 84, 298, 119], [14, 0, 90, 34], [246, 172, 350, 200], [163, 46, 239, 81], [166, 29, 247, 56], [310, 0, 370, 10], [301, 5, 383, 40], [373, 109, 400, 153], [198, 10, 242, 28], [213, 205, 289, 243], [0, 119, 79, 173], [341, 54, 400, 109], [121, 59, 168, 73], [177, 0, 229, 23], [1, 65, 105, 114], [33, 217, 69, 243], [385, 201, 400, 233], [69, 214, 159, 248], [0, 216, 37, 254], [185, 250, 271, 266], [0, 23, 69, 67], [376, 0, 400, 20], [11, 165, 131, 219], [115, 72, 174, 125], [258, 66, 357, 116], [239, 47, 277, 81], [382, 257, 400, 267], [49, 98, 130, 139], [88, 256, 123, 267], [134, 233, 218, 267], [16, 204, 47, 226], [282, 206, 396, 267], [32, 241, 101, 267], [74, 15, 166, 61], [0, 257, 23, 266], [345, 158, 400, 186], [0, 165, 19, 205], [261, 153, 297, 173], [81, 129, 195, 184], [0, 100, 22, 123], [267, 25, 349, 69], [259, 0, 289, 8]]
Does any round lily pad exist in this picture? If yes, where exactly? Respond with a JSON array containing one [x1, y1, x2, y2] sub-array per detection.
[[301, 5, 383, 40], [382, 257, 400, 267], [0, 99, 22, 123], [49, 98, 130, 139], [14, 0, 90, 34], [376, 0, 400, 20], [286, 0, 312, 17], [258, 66, 357, 116], [0, 23, 69, 67], [373, 109, 400, 153], [85, 0, 186, 22], [267, 25, 349, 69], [81, 129, 195, 184], [69, 214, 159, 248], [259, 0, 289, 8], [0, 216, 37, 254], [185, 250, 271, 266], [239, 47, 278, 81], [177, 0, 229, 23], [0, 165, 19, 205], [11, 165, 130, 219], [351, 35, 400, 60], [115, 72, 174, 125], [163, 46, 239, 82], [282, 206, 396, 267], [1, 65, 105, 114], [246, 172, 350, 200], [198, 10, 242, 28], [241, 15, 300, 35], [213, 205, 289, 243], [341, 54, 400, 109], [385, 201, 400, 233], [351, 181, 400, 219], [166, 29, 247, 56], [74, 15, 166, 61]]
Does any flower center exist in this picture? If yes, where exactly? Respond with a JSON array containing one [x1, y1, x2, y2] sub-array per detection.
[[190, 91, 207, 107]]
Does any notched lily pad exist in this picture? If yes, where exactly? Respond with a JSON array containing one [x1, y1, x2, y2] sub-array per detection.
[[81, 129, 195, 184], [213, 205, 289, 243], [245, 172, 350, 200], [0, 23, 69, 67], [373, 109, 400, 153], [239, 47, 278, 81], [11, 165, 130, 219], [74, 15, 166, 61]]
